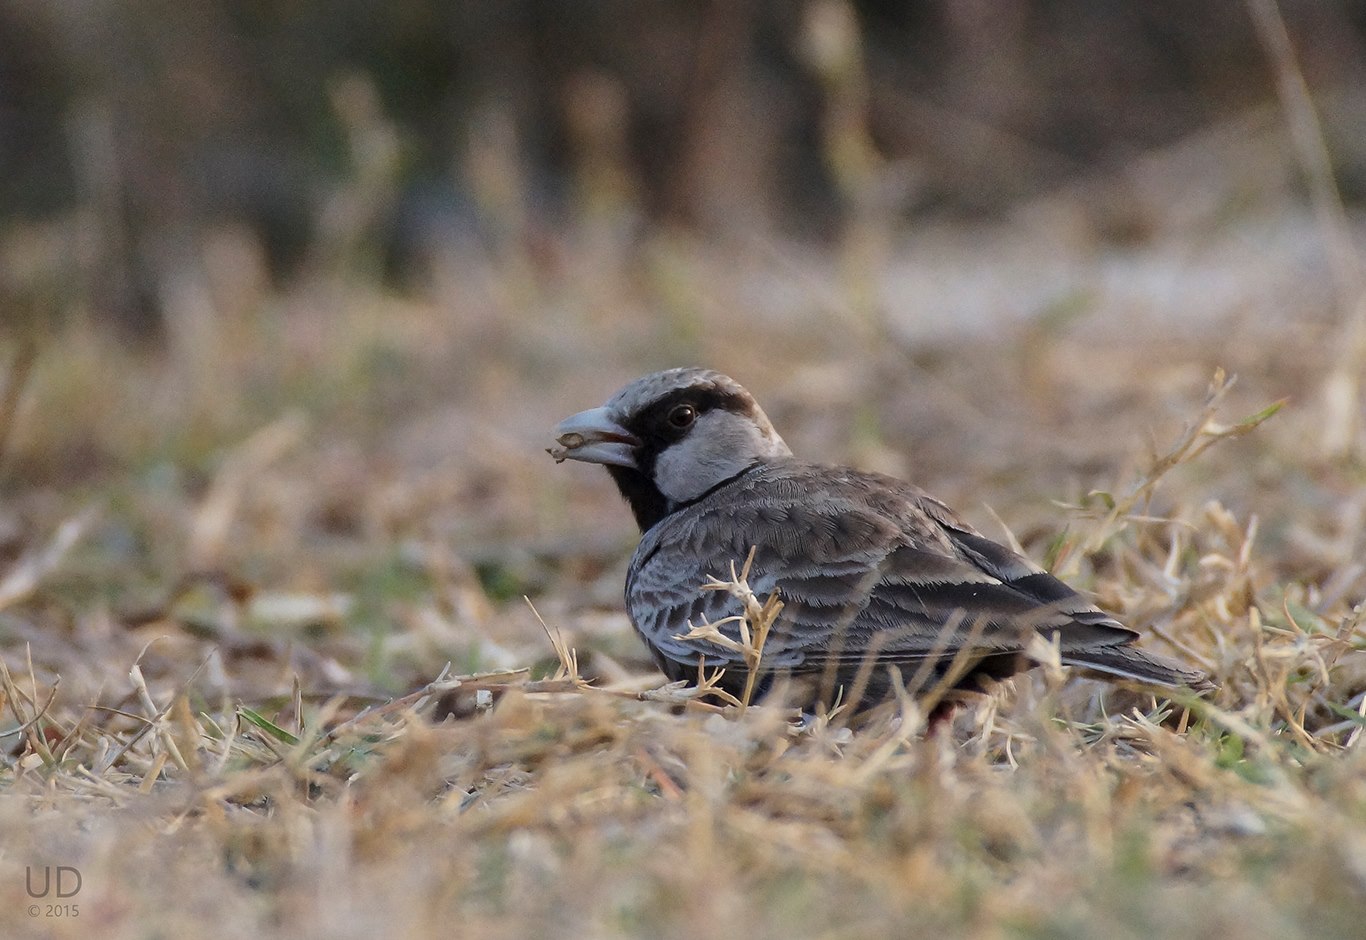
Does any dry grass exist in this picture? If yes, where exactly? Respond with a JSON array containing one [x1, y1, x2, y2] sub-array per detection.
[[3, 126, 1366, 938]]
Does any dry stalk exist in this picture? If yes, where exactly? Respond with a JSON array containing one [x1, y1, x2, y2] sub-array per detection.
[[0, 653, 60, 753], [1245, 0, 1366, 459], [525, 597, 585, 684], [672, 546, 783, 709], [1056, 369, 1282, 577]]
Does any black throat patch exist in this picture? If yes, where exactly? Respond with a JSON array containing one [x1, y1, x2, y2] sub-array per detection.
[[607, 385, 761, 532]]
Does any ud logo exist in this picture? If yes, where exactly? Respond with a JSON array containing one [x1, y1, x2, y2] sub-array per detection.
[[25, 866, 81, 898]]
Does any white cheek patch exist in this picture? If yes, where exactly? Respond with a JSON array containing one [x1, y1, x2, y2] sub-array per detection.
[[653, 411, 789, 504]]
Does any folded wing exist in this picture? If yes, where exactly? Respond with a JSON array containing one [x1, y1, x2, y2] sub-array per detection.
[[627, 465, 1208, 692]]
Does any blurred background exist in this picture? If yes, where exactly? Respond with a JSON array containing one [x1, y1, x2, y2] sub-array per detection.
[[3, 0, 1365, 337], [1, 0, 1365, 698]]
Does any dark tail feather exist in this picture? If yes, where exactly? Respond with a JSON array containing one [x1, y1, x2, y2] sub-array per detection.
[[1062, 645, 1214, 692]]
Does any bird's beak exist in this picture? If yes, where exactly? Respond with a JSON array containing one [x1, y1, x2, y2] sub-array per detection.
[[548, 406, 641, 469]]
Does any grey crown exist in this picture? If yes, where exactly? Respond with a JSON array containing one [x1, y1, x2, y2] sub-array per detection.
[[551, 367, 1212, 707]]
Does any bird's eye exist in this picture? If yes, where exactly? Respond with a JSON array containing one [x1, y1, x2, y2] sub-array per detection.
[[667, 404, 697, 429]]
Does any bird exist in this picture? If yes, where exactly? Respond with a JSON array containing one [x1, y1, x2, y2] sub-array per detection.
[[549, 367, 1212, 711]]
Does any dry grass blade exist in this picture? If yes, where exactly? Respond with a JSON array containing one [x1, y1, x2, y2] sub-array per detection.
[[0, 653, 60, 745], [189, 412, 306, 568], [1056, 369, 1282, 574], [0, 509, 93, 612], [525, 596, 583, 683], [1245, 0, 1366, 459]]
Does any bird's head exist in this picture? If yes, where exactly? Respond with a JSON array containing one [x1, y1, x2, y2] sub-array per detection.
[[550, 367, 792, 531]]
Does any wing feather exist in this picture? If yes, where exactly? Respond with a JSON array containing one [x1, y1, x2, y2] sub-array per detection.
[[626, 463, 1146, 689]]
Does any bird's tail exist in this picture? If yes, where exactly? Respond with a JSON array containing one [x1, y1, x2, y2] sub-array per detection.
[[1062, 645, 1214, 692]]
